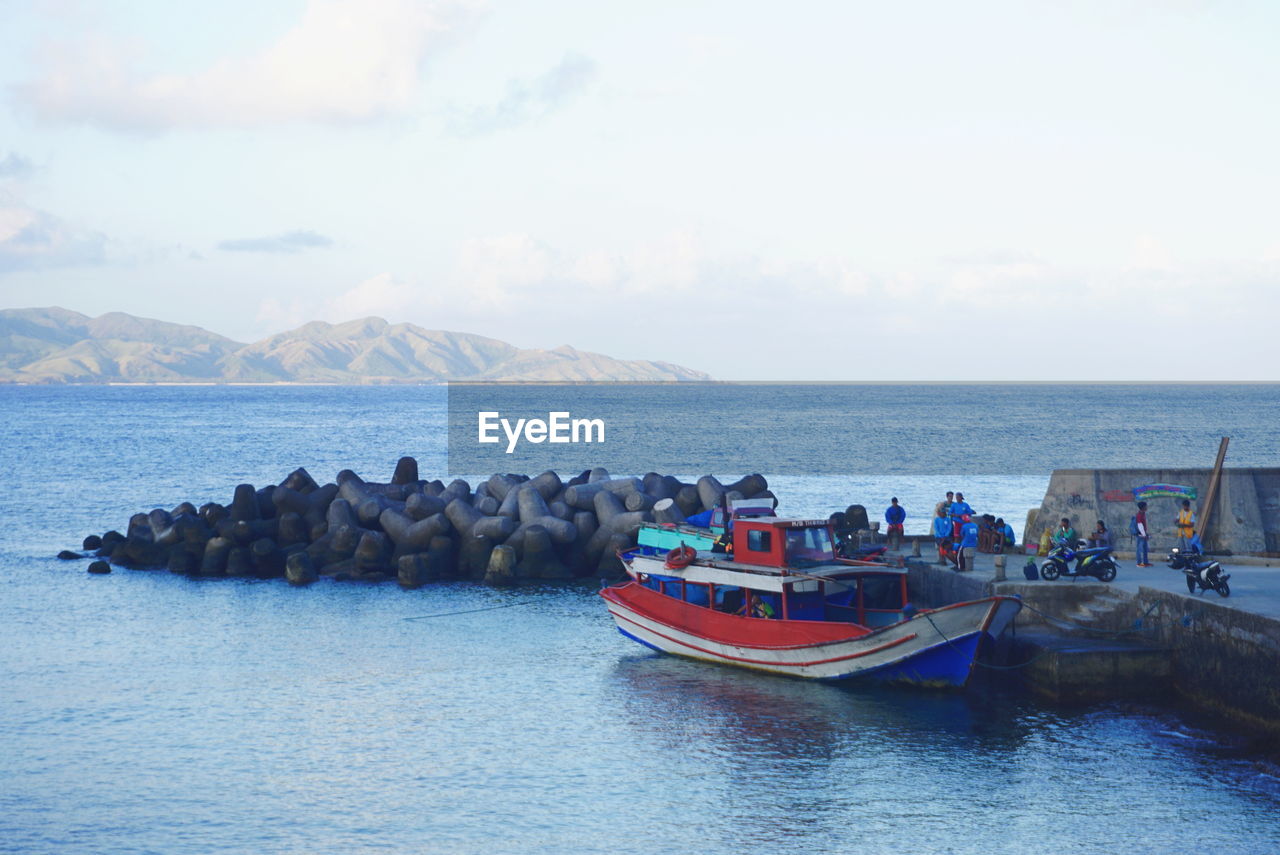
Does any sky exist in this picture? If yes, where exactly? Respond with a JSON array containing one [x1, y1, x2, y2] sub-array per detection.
[[1, 0, 1278, 380]]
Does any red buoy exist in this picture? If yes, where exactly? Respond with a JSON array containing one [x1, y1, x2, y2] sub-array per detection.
[[664, 545, 696, 570]]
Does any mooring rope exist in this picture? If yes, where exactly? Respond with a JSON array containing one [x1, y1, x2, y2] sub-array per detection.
[[921, 611, 1055, 671], [402, 600, 535, 621]]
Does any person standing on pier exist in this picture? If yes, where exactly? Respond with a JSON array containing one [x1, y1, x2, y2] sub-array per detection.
[[949, 492, 973, 538], [957, 515, 979, 571], [885, 498, 906, 551], [1134, 501, 1151, 566], [1176, 500, 1197, 552], [932, 507, 952, 564]]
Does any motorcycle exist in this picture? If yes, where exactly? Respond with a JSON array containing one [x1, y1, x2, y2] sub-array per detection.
[[1040, 541, 1118, 582], [1167, 548, 1230, 597]]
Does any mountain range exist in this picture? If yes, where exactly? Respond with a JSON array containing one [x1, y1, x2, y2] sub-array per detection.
[[0, 308, 711, 384]]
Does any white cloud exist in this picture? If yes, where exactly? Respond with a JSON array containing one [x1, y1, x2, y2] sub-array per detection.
[[446, 52, 598, 135], [16, 0, 474, 131], [255, 272, 429, 333], [942, 258, 1059, 307], [453, 234, 556, 305], [567, 249, 623, 289], [1127, 235, 1176, 272], [0, 195, 106, 273], [267, 232, 888, 334], [254, 295, 313, 333], [324, 271, 420, 319]]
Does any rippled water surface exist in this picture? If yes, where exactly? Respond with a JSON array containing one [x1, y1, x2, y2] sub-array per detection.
[[3, 385, 1278, 854]]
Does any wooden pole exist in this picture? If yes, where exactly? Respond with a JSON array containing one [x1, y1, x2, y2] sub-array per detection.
[[1198, 436, 1230, 546]]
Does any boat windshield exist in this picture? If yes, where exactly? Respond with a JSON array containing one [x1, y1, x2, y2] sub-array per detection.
[[785, 527, 835, 566]]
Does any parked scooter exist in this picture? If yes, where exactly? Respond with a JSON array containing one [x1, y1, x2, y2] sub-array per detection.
[[1040, 541, 1118, 582], [1166, 548, 1230, 597]]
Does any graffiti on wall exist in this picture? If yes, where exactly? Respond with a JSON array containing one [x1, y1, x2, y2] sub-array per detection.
[[1132, 484, 1198, 501]]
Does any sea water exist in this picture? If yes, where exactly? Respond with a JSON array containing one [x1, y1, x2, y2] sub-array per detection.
[[2, 384, 1278, 854]]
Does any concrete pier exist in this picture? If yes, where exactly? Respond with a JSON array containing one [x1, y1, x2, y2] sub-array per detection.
[[903, 546, 1280, 736]]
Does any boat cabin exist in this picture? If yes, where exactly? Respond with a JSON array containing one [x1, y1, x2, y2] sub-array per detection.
[[730, 517, 837, 567]]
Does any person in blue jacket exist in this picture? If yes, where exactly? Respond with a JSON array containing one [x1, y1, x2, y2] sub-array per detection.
[[884, 497, 906, 550], [996, 517, 1016, 548], [957, 515, 980, 572], [931, 507, 952, 565], [946, 492, 972, 539]]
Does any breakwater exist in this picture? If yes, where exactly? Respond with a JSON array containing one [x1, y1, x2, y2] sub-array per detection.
[[76, 458, 775, 587]]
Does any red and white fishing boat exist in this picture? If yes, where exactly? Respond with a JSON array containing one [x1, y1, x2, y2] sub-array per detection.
[[600, 516, 1020, 687]]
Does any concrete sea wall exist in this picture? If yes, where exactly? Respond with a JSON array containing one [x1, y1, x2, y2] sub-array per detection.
[[1121, 587, 1280, 735], [1026, 468, 1280, 555], [907, 559, 1280, 738]]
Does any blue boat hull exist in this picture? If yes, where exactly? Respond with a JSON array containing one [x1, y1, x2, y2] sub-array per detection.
[[849, 632, 984, 688], [619, 621, 990, 689], [604, 580, 1021, 689]]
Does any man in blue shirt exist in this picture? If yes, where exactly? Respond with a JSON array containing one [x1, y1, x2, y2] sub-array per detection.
[[884, 497, 906, 551], [946, 492, 972, 540], [932, 507, 952, 565], [957, 516, 980, 572], [996, 517, 1016, 548]]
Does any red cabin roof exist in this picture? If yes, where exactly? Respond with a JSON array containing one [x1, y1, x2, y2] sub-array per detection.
[[732, 518, 835, 568]]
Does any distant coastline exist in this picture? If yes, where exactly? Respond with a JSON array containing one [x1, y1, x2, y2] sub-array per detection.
[[0, 307, 712, 385], [4, 375, 723, 387]]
